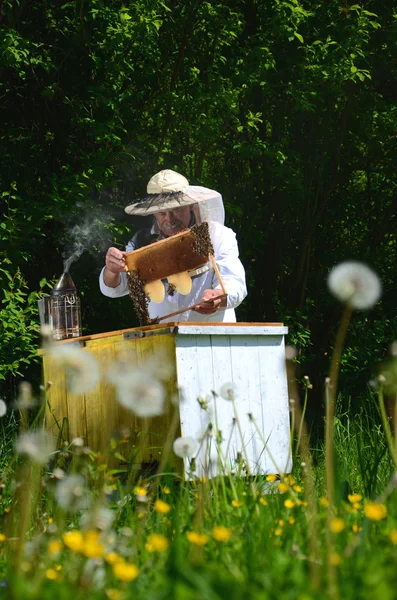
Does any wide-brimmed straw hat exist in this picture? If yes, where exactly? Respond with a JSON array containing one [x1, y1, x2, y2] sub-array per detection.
[[124, 169, 220, 216]]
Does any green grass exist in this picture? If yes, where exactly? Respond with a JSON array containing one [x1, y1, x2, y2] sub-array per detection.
[[0, 390, 396, 600]]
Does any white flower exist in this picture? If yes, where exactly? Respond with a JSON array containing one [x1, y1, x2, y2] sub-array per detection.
[[327, 261, 382, 310], [81, 507, 114, 531], [173, 436, 199, 458], [0, 400, 7, 417], [17, 381, 35, 409], [220, 382, 238, 401], [15, 431, 55, 464], [55, 474, 88, 511], [114, 370, 165, 418], [50, 344, 100, 394]]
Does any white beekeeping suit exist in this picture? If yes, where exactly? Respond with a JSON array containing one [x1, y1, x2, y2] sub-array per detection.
[[99, 172, 247, 322]]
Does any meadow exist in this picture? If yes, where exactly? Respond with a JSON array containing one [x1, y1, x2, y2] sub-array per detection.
[[0, 262, 396, 600]]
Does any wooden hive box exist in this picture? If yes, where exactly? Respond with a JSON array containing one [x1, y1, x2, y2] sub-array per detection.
[[41, 323, 292, 477]]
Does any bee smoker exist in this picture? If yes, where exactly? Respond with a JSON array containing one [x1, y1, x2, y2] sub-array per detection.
[[49, 271, 82, 340]]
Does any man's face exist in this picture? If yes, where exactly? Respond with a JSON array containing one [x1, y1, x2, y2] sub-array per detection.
[[154, 206, 192, 236]]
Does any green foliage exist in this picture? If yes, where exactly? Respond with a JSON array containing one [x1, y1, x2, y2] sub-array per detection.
[[0, 261, 47, 383], [0, 0, 397, 411]]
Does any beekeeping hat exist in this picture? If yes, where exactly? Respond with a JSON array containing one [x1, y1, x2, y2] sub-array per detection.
[[124, 169, 225, 225]]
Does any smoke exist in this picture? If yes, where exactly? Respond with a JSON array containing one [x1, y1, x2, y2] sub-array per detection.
[[61, 205, 121, 273]]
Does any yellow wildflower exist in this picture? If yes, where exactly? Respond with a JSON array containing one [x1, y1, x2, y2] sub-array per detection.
[[319, 497, 329, 507], [278, 483, 289, 494], [55, 564, 62, 572], [112, 562, 139, 582], [146, 534, 169, 552], [389, 530, 397, 545], [232, 500, 242, 508], [163, 486, 171, 495], [364, 502, 387, 521], [288, 517, 295, 525], [266, 474, 278, 482], [134, 486, 147, 497], [0, 534, 6, 543], [212, 526, 232, 542], [186, 531, 209, 546], [83, 530, 105, 558], [284, 475, 295, 485], [259, 497, 268, 506], [45, 569, 58, 580], [48, 518, 54, 524], [293, 485, 303, 493], [106, 590, 122, 600], [62, 530, 84, 552], [284, 499, 295, 509], [330, 518, 345, 533], [48, 540, 63, 556], [352, 524, 361, 533], [154, 499, 171, 514], [348, 493, 362, 504], [330, 553, 341, 566], [105, 552, 123, 565], [274, 528, 282, 536]]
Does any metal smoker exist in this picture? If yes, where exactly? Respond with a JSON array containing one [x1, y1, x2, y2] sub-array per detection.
[[49, 271, 82, 340]]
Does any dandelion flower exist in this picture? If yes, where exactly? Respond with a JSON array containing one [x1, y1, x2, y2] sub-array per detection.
[[364, 502, 387, 521], [259, 497, 268, 506], [106, 590, 122, 600], [48, 540, 63, 556], [274, 528, 282, 537], [277, 483, 289, 494], [62, 530, 84, 552], [348, 493, 362, 504], [266, 474, 278, 482], [0, 534, 6, 543], [146, 534, 169, 552], [327, 261, 381, 310], [330, 518, 345, 533], [186, 531, 209, 546], [112, 562, 139, 582], [55, 474, 87, 512], [82, 530, 105, 558], [284, 499, 295, 509], [330, 553, 341, 566], [319, 497, 329, 507], [15, 430, 55, 464], [114, 371, 165, 418], [288, 517, 295, 525], [293, 485, 303, 493], [50, 344, 100, 394], [389, 530, 397, 545], [173, 436, 199, 458], [105, 552, 123, 565], [0, 400, 7, 418], [45, 568, 58, 580], [231, 500, 242, 508], [154, 499, 171, 514], [212, 526, 232, 542]]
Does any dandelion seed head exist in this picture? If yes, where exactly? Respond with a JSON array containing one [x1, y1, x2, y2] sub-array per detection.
[[219, 382, 237, 401], [327, 261, 382, 310], [172, 436, 199, 458], [113, 371, 165, 418], [55, 474, 88, 512], [17, 381, 35, 409], [50, 345, 100, 395], [15, 431, 55, 464], [0, 400, 6, 418], [285, 346, 297, 360]]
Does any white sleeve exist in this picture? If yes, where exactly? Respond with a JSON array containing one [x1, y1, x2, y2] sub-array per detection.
[[99, 267, 129, 298], [212, 225, 247, 310]]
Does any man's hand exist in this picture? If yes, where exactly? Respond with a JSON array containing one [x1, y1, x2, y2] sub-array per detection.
[[193, 289, 227, 315], [104, 247, 126, 287]]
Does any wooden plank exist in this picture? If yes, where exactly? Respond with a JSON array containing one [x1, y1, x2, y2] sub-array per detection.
[[43, 354, 70, 443], [38, 322, 286, 347], [175, 326, 288, 336]]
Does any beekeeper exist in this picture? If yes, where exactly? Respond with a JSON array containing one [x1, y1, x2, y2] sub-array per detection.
[[99, 169, 247, 322]]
